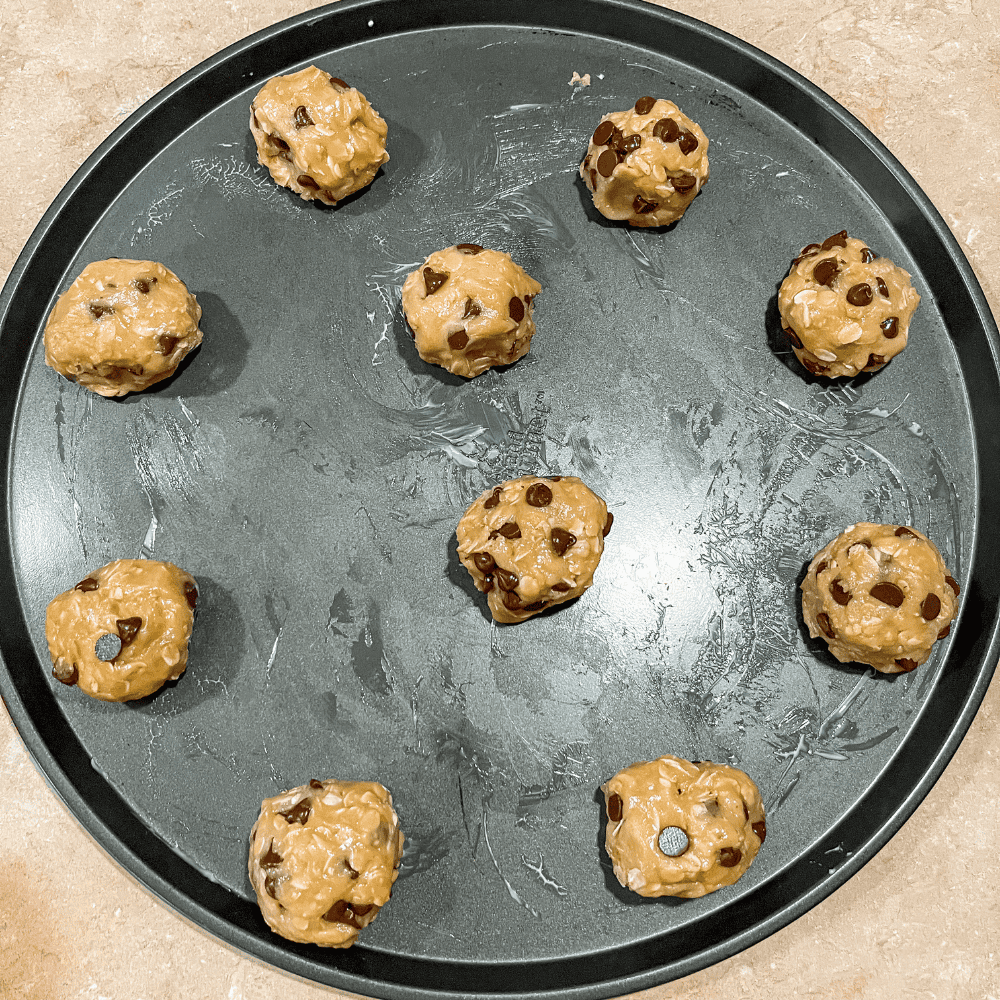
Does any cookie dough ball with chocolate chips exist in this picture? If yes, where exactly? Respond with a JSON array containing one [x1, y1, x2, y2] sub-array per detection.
[[580, 96, 709, 227], [456, 475, 612, 623], [601, 755, 766, 898], [45, 559, 198, 701], [43, 259, 203, 397], [801, 522, 960, 673], [250, 65, 388, 205], [401, 244, 542, 378], [248, 778, 404, 948], [778, 231, 920, 378]]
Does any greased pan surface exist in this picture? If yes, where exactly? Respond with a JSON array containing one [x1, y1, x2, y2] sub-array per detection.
[[1, 0, 999, 996]]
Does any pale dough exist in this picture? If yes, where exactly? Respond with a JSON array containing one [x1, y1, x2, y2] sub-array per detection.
[[778, 231, 920, 378], [45, 559, 197, 701], [801, 522, 960, 673], [250, 65, 388, 205], [601, 755, 765, 899], [401, 245, 542, 378], [456, 475, 611, 623], [248, 779, 404, 948], [580, 96, 709, 228], [43, 259, 203, 397]]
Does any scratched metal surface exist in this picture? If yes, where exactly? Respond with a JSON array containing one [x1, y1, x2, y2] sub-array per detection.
[[1, 1, 996, 995]]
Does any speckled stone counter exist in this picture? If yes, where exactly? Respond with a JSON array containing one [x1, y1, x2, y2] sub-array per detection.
[[2, 1, 998, 997]]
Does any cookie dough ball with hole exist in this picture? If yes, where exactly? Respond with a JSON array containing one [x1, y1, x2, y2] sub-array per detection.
[[777, 231, 920, 378], [601, 755, 766, 899], [250, 65, 388, 205], [580, 96, 709, 227], [401, 244, 542, 378], [45, 559, 198, 701], [456, 475, 612, 623], [43, 259, 203, 397], [248, 778, 404, 948], [801, 522, 960, 673]]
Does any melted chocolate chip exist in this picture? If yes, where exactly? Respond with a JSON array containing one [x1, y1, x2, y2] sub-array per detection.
[[496, 568, 519, 592], [621, 133, 642, 155], [812, 258, 839, 286], [483, 487, 502, 510], [817, 612, 835, 639], [448, 330, 469, 350], [183, 581, 198, 609], [550, 528, 577, 557], [821, 230, 848, 250], [89, 302, 113, 319], [294, 105, 314, 128], [264, 872, 279, 899], [946, 576, 961, 596], [870, 581, 905, 608], [592, 120, 615, 146], [671, 173, 697, 192], [864, 353, 886, 370], [502, 591, 523, 611], [297, 173, 319, 190], [921, 593, 942, 621], [463, 298, 482, 319], [525, 483, 553, 507], [422, 267, 447, 295], [607, 792, 623, 822], [881, 316, 899, 339], [634, 96, 656, 115], [156, 334, 179, 356], [509, 296, 525, 323], [52, 660, 79, 686], [830, 579, 852, 606], [719, 847, 742, 868], [894, 526, 917, 538], [75, 577, 99, 592], [815, 561, 828, 575], [322, 899, 364, 928], [260, 843, 283, 868], [895, 657, 918, 672], [752, 820, 766, 843], [116, 616, 142, 648], [603, 512, 614, 537], [456, 243, 484, 254], [652, 117, 680, 143], [633, 195, 658, 214], [473, 552, 496, 573], [279, 798, 312, 825], [861, 247, 877, 263], [678, 130, 699, 155], [597, 149, 618, 178], [847, 282, 873, 306]]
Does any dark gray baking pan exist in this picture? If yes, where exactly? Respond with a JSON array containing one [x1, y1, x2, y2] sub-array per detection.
[[1, 0, 998, 996]]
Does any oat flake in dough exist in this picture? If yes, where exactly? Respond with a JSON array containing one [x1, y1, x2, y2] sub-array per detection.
[[248, 779, 404, 948]]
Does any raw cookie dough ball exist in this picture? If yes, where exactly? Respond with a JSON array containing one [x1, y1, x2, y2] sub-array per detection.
[[250, 65, 389, 205], [45, 559, 198, 701], [401, 244, 542, 378], [601, 755, 766, 898], [456, 475, 612, 623], [777, 231, 920, 378], [801, 522, 960, 673], [580, 96, 709, 227], [43, 259, 203, 397], [248, 778, 404, 948]]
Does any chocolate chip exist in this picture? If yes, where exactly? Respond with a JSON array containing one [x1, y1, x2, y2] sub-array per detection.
[[752, 820, 766, 843], [551, 528, 576, 556], [344, 859, 360, 879], [603, 512, 614, 537], [156, 334, 179, 355], [496, 521, 521, 539], [597, 149, 618, 178], [632, 196, 658, 214], [496, 568, 519, 591], [870, 582, 905, 607], [582, 155, 590, 169], [946, 576, 961, 596], [607, 792, 623, 822], [483, 487, 502, 510], [817, 612, 835, 639], [830, 579, 852, 606], [793, 243, 822, 266], [812, 258, 839, 286], [605, 126, 626, 154], [329, 76, 348, 89], [353, 903, 374, 916], [742, 802, 749, 821], [938, 624, 951, 639], [652, 117, 680, 143], [671, 174, 697, 192], [847, 282, 873, 306], [52, 660, 79, 686], [75, 577, 99, 592], [133, 278, 154, 293], [294, 105, 314, 128], [719, 847, 742, 868], [785, 327, 804, 349], [921, 593, 941, 620], [875, 276, 889, 298], [448, 330, 469, 350], [592, 120, 615, 145], [801, 357, 829, 376], [678, 130, 699, 154], [525, 483, 553, 507], [89, 302, 113, 319], [621, 133, 642, 155], [456, 243, 484, 254], [815, 561, 828, 575], [881, 316, 899, 339], [279, 798, 312, 825], [894, 526, 917, 538], [264, 873, 279, 898], [524, 600, 548, 612], [309, 779, 324, 789], [861, 247, 877, 263], [473, 552, 496, 573], [463, 298, 481, 318], [895, 658, 918, 672], [634, 96, 656, 115], [482, 574, 494, 593], [502, 591, 523, 611], [549, 476, 562, 482], [183, 581, 198, 609], [268, 133, 290, 152], [116, 616, 142, 648], [94, 632, 122, 662], [322, 899, 364, 928], [864, 353, 886, 370], [297, 173, 319, 190], [423, 267, 448, 295], [821, 230, 848, 250], [589, 167, 598, 189], [260, 842, 283, 867], [509, 296, 525, 323]]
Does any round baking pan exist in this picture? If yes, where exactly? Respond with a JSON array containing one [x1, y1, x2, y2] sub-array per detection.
[[1, 0, 998, 996]]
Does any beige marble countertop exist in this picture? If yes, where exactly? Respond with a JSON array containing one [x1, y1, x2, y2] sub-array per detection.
[[2, 1, 999, 997]]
